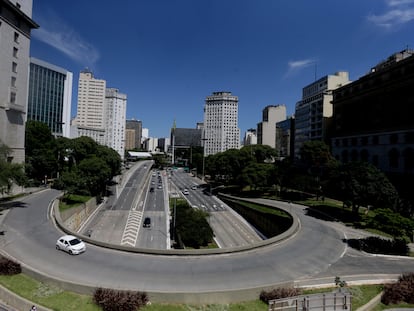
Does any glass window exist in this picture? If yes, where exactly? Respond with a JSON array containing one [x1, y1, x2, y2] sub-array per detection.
[[10, 92, 16, 104], [12, 62, 17, 73]]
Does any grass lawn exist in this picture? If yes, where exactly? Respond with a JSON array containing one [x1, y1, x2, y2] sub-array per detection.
[[0, 273, 397, 311], [59, 194, 91, 212]]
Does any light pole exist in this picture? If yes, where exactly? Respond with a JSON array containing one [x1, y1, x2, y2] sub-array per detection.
[[201, 138, 207, 181]]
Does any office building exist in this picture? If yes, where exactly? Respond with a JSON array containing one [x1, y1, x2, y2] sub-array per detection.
[[331, 49, 414, 175], [28, 57, 72, 137], [126, 119, 142, 150], [276, 117, 295, 159], [243, 128, 257, 146], [105, 88, 126, 159], [74, 70, 127, 159], [0, 0, 38, 163], [257, 105, 286, 148], [294, 71, 350, 158], [75, 69, 106, 129], [203, 91, 240, 156], [125, 128, 136, 151]]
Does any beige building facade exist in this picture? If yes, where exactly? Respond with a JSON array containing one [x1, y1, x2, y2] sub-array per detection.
[[0, 0, 38, 163], [257, 105, 286, 148]]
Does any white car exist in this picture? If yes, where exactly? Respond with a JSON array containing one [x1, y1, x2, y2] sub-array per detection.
[[56, 235, 86, 255], [182, 189, 189, 195]]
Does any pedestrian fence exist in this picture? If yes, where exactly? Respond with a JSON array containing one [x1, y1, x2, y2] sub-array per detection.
[[268, 291, 351, 311]]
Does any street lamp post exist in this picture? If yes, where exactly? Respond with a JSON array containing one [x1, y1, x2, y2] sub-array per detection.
[[201, 138, 207, 181]]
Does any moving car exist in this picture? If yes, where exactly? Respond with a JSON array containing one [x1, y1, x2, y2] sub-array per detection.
[[143, 217, 151, 228], [56, 235, 86, 255], [182, 189, 189, 195]]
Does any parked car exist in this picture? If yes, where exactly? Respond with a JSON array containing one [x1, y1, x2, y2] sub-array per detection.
[[56, 235, 86, 255]]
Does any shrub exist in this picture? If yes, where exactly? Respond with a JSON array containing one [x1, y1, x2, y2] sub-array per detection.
[[0, 256, 21, 275], [259, 287, 302, 303], [346, 236, 408, 256], [93, 287, 148, 311], [381, 273, 414, 305]]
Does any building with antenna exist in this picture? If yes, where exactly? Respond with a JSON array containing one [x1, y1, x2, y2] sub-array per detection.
[[294, 71, 350, 158]]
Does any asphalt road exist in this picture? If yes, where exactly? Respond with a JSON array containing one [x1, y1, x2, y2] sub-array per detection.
[[170, 169, 263, 247], [80, 161, 152, 245], [1, 188, 414, 302]]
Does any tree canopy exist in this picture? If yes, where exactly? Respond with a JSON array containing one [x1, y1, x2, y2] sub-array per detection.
[[25, 121, 122, 197], [0, 141, 26, 194], [328, 161, 399, 214]]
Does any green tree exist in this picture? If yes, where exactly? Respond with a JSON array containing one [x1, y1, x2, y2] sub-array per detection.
[[0, 142, 26, 193], [175, 200, 213, 248], [237, 163, 274, 190], [299, 141, 339, 198], [330, 161, 399, 215], [25, 120, 57, 183], [78, 156, 111, 196]]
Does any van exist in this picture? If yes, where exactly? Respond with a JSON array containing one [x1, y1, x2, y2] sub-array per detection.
[[143, 217, 151, 228]]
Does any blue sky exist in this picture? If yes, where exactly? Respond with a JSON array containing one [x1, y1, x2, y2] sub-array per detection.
[[30, 0, 414, 139]]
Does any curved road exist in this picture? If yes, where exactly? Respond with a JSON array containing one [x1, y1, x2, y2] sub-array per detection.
[[1, 189, 414, 303]]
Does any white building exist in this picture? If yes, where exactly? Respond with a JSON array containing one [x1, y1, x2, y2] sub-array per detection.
[[243, 128, 257, 146], [294, 71, 351, 158], [144, 137, 158, 152], [257, 105, 286, 148], [142, 128, 149, 145], [75, 69, 106, 130], [0, 0, 38, 163], [74, 70, 127, 158], [203, 91, 240, 156], [105, 88, 126, 159]]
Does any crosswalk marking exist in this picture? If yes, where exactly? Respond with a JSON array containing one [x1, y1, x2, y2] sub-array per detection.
[[120, 211, 143, 246]]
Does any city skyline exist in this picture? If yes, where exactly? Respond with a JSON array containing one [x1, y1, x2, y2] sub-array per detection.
[[30, 0, 414, 138]]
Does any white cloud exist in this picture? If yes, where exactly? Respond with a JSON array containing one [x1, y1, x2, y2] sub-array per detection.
[[284, 59, 316, 78], [32, 11, 99, 67], [368, 0, 414, 29], [387, 0, 414, 6]]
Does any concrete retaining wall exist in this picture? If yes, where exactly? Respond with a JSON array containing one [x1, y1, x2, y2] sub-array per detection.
[[59, 197, 97, 232]]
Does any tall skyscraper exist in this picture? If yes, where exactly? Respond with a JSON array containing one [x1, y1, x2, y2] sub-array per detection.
[[257, 105, 286, 148], [28, 58, 72, 138], [294, 71, 350, 158], [0, 0, 38, 163], [105, 88, 126, 158], [126, 119, 142, 150], [74, 70, 127, 158], [203, 91, 240, 156], [75, 69, 106, 129]]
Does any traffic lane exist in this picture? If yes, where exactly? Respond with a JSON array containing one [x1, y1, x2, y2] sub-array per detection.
[[84, 209, 129, 244], [209, 210, 262, 247], [116, 161, 153, 211], [3, 190, 414, 294], [136, 186, 168, 249], [1, 204, 351, 293], [115, 168, 146, 211], [137, 211, 167, 249], [176, 183, 264, 247]]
